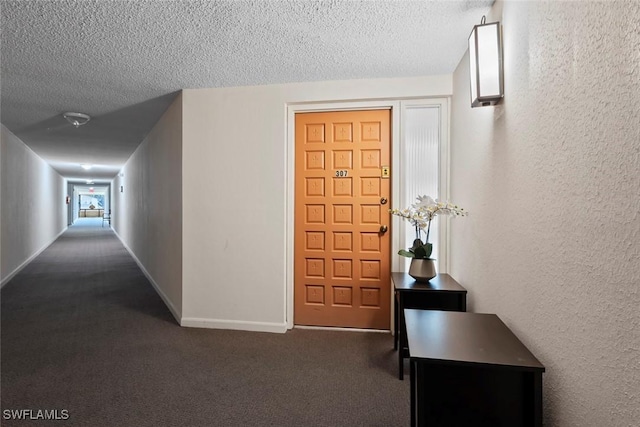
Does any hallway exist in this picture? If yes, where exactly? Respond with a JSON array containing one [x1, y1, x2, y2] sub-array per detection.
[[1, 220, 409, 426]]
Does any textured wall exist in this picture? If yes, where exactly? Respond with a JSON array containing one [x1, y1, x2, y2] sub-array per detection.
[[450, 1, 640, 425], [112, 94, 183, 320], [0, 125, 66, 285]]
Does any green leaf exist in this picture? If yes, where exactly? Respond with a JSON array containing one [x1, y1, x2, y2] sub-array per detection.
[[398, 249, 416, 258], [413, 246, 427, 258], [410, 243, 432, 259], [423, 243, 433, 258], [410, 238, 424, 251]]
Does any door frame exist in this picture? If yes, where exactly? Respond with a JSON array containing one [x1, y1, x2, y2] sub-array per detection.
[[285, 98, 449, 330]]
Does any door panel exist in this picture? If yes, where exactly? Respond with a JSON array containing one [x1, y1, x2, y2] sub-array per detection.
[[294, 110, 391, 329]]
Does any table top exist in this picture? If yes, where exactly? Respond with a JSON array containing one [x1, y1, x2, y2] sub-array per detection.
[[391, 272, 466, 293], [405, 309, 545, 371]]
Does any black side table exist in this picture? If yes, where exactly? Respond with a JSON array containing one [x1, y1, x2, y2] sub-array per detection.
[[392, 272, 467, 380], [406, 309, 545, 426]]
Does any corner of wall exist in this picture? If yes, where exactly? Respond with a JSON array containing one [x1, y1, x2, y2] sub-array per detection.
[[112, 94, 184, 324]]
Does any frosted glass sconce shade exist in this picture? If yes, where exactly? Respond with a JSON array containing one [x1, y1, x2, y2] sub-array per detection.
[[469, 17, 504, 107]]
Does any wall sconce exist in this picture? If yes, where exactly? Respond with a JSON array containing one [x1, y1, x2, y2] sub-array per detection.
[[469, 16, 504, 107]]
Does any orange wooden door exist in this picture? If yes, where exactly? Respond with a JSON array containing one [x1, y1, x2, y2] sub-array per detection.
[[294, 110, 391, 329]]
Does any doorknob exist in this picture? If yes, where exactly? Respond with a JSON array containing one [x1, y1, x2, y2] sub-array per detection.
[[379, 225, 388, 233], [380, 197, 388, 205]]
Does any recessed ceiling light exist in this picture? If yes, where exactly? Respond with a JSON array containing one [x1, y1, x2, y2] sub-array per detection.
[[63, 112, 91, 128], [81, 164, 92, 170]]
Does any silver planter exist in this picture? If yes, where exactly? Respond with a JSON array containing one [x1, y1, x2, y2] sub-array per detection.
[[408, 258, 436, 282]]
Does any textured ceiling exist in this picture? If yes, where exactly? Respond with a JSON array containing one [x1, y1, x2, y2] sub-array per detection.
[[1, 0, 493, 181]]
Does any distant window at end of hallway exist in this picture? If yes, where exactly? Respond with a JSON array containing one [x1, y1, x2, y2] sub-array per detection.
[[80, 194, 104, 210]]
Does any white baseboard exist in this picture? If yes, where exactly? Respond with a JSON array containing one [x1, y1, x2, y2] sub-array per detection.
[[112, 229, 182, 324], [1, 226, 67, 288], [181, 317, 288, 334], [294, 325, 391, 333]]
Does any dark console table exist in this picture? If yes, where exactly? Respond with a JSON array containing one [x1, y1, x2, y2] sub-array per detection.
[[406, 309, 545, 427], [392, 272, 467, 379]]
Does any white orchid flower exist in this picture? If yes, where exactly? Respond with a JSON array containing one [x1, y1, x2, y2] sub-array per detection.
[[414, 195, 437, 209], [390, 195, 467, 258]]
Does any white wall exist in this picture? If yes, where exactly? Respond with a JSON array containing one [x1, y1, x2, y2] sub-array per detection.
[[450, 1, 640, 426], [112, 93, 183, 321], [1, 125, 67, 286], [181, 75, 452, 332]]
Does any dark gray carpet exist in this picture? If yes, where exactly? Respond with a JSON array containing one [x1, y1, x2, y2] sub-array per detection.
[[1, 219, 409, 426]]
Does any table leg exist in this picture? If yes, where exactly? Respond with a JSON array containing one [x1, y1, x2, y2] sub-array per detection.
[[410, 359, 416, 427], [533, 373, 543, 427], [393, 291, 399, 351], [524, 371, 543, 427], [398, 293, 405, 380]]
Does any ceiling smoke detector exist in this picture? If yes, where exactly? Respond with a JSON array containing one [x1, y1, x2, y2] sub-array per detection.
[[63, 112, 91, 128]]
